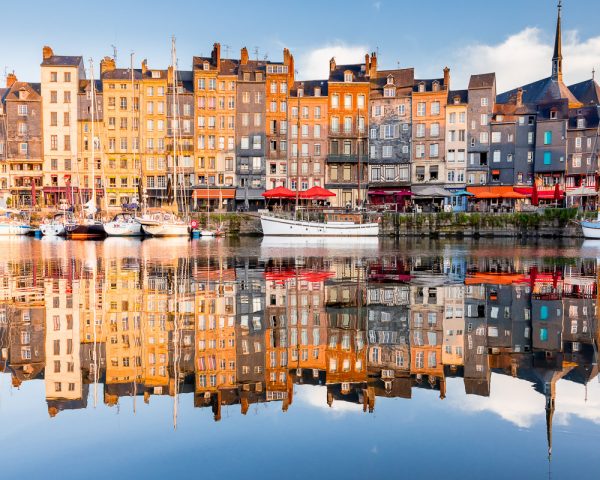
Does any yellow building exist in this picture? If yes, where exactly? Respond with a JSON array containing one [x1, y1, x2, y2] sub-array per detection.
[[192, 43, 238, 211], [100, 57, 141, 211]]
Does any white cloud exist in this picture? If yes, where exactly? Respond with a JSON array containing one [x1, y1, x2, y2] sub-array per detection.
[[452, 27, 600, 93], [373, 1, 382, 11], [296, 43, 369, 80], [295, 384, 364, 415], [447, 373, 600, 429]]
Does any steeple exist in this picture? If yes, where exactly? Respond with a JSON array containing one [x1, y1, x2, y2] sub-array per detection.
[[552, 1, 563, 81]]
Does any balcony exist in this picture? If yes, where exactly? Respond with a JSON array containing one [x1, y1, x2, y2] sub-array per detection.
[[327, 154, 360, 163]]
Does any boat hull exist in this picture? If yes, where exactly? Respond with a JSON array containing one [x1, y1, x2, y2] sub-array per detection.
[[104, 221, 143, 236], [260, 215, 379, 236], [0, 224, 31, 236], [141, 223, 190, 237], [581, 221, 600, 239], [40, 223, 65, 237], [65, 223, 106, 239]]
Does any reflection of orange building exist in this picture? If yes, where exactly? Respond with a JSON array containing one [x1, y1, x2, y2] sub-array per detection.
[[194, 261, 237, 409]]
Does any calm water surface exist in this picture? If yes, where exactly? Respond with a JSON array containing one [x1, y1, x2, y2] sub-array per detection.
[[1, 236, 600, 479]]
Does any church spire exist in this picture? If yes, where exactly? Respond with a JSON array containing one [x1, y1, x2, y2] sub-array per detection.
[[552, 1, 563, 81]]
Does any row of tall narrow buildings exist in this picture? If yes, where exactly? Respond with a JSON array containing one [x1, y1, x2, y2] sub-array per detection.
[[1, 4, 599, 212], [0, 240, 598, 459]]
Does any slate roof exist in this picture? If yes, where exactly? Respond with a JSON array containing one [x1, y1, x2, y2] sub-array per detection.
[[370, 68, 415, 98], [568, 78, 600, 106], [5, 82, 42, 100], [102, 68, 144, 80], [448, 89, 468, 105], [329, 63, 369, 82], [41, 55, 83, 67], [177, 70, 194, 94], [290, 79, 328, 97], [0, 87, 7, 103], [413, 77, 445, 92], [497, 76, 581, 106], [192, 56, 240, 76], [567, 105, 600, 129], [468, 73, 496, 89]]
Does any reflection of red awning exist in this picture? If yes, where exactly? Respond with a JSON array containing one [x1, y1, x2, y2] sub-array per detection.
[[264, 269, 334, 283], [192, 188, 235, 199]]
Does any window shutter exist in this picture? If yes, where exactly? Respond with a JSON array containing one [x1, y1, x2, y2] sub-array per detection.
[[394, 124, 400, 138], [380, 125, 385, 139]]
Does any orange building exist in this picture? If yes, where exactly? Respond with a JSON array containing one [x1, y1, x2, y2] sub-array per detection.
[[325, 54, 375, 208]]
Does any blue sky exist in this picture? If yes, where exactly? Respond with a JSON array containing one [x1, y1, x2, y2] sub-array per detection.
[[1, 0, 599, 92]]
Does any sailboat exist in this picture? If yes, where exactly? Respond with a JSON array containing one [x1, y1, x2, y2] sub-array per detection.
[[199, 185, 223, 237], [104, 53, 143, 237], [136, 38, 189, 237], [260, 106, 379, 236], [65, 60, 105, 239]]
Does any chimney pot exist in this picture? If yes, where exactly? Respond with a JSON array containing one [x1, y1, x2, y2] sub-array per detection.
[[6, 73, 17, 88], [329, 57, 336, 72], [42, 46, 54, 60], [240, 47, 249, 65]]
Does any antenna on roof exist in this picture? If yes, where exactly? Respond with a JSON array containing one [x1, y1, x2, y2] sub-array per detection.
[[263, 53, 269, 62], [253, 47, 259, 62], [223, 44, 231, 59], [593, 67, 596, 81], [111, 45, 117, 65], [376, 46, 380, 57]]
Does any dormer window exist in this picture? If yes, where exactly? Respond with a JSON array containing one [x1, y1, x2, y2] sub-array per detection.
[[496, 115, 504, 122], [298, 88, 304, 97], [314, 87, 321, 97], [386, 75, 394, 85], [418, 82, 425, 93], [577, 118, 585, 129], [18, 90, 28, 100], [203, 61, 210, 71], [432, 81, 440, 92], [453, 96, 460, 105], [550, 109, 557, 119], [384, 87, 395, 98], [151, 70, 161, 79], [344, 71, 353, 82]]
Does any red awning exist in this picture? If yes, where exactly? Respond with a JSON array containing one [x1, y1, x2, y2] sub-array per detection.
[[262, 186, 296, 199], [514, 187, 564, 199], [192, 188, 236, 199], [299, 186, 336, 199]]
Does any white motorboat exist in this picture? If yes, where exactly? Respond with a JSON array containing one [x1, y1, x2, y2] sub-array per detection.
[[0, 209, 31, 236], [260, 213, 379, 237], [136, 212, 189, 237], [581, 212, 600, 239], [40, 211, 71, 236], [104, 212, 143, 236]]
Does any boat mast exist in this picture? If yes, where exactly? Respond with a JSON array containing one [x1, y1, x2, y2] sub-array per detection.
[[170, 37, 180, 215], [130, 52, 136, 208], [90, 59, 97, 215], [295, 79, 300, 215]]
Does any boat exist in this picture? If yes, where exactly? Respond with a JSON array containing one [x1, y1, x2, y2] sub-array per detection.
[[260, 212, 379, 236], [104, 211, 143, 236], [582, 213, 600, 239], [40, 211, 71, 236], [137, 211, 189, 237], [65, 215, 106, 239], [0, 208, 31, 236]]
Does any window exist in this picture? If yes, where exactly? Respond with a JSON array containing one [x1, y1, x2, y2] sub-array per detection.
[[480, 113, 487, 126], [544, 131, 552, 145], [480, 132, 489, 144], [344, 72, 352, 82], [491, 132, 501, 143], [18, 105, 28, 116], [431, 101, 440, 115], [493, 150, 501, 163], [241, 136, 249, 149], [382, 146, 393, 158], [416, 124, 425, 138], [430, 123, 440, 137], [344, 94, 352, 109], [481, 97, 488, 107], [417, 102, 426, 116], [429, 143, 439, 157], [544, 151, 552, 165], [331, 94, 339, 108], [357, 94, 365, 109]]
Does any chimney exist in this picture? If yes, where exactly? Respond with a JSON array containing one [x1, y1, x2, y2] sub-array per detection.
[[329, 57, 336, 72], [516, 87, 523, 106], [6, 73, 17, 88], [240, 47, 249, 65], [212, 43, 221, 71], [42, 45, 54, 60], [365, 53, 370, 72], [100, 56, 116, 75], [369, 51, 378, 78], [443, 66, 450, 89], [167, 65, 174, 85], [141, 59, 148, 75]]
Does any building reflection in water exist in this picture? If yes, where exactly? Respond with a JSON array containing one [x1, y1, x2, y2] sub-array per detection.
[[0, 239, 599, 457]]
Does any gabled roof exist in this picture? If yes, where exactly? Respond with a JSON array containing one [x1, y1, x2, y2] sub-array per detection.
[[177, 70, 194, 94], [370, 68, 414, 97], [41, 55, 83, 67], [469, 73, 496, 89], [290, 79, 328, 97], [329, 63, 369, 82], [497, 76, 581, 107], [568, 78, 600, 106], [5, 81, 42, 101]]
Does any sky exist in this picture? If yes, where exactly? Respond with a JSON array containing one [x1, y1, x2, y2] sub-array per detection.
[[1, 0, 599, 93]]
